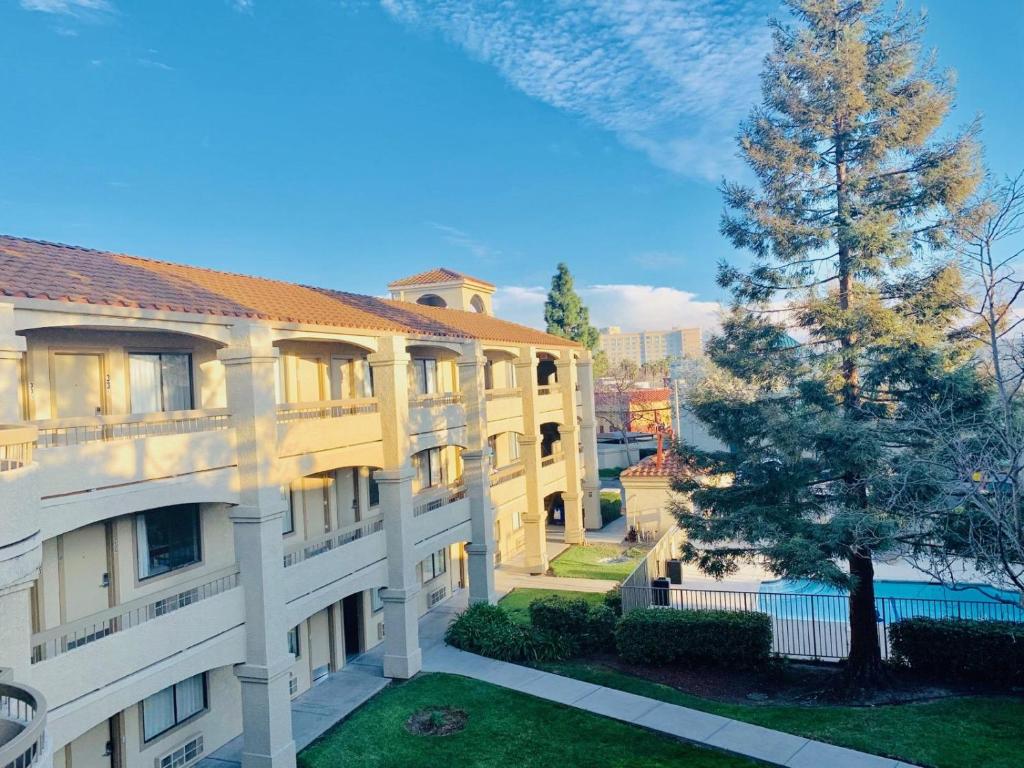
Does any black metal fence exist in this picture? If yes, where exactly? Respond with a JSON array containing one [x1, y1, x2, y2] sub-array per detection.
[[620, 584, 1024, 661]]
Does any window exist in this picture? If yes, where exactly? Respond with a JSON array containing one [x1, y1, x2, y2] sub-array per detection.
[[281, 486, 295, 535], [413, 358, 438, 395], [371, 587, 385, 613], [487, 435, 498, 469], [136, 505, 201, 579], [129, 353, 193, 414], [413, 447, 443, 492], [509, 433, 521, 462], [508, 361, 517, 388], [420, 548, 447, 584], [483, 360, 494, 390], [142, 673, 207, 742], [287, 626, 300, 658], [368, 470, 380, 507], [360, 360, 374, 397], [512, 508, 523, 530]]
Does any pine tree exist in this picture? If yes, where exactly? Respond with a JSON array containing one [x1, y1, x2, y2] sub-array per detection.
[[544, 263, 599, 350], [673, 0, 981, 687]]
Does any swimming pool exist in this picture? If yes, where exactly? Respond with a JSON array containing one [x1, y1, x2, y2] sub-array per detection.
[[757, 579, 1024, 623]]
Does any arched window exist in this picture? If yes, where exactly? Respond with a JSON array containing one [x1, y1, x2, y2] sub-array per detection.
[[470, 294, 485, 313], [417, 294, 447, 308]]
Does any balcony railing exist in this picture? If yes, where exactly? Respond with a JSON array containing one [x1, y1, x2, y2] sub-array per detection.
[[537, 385, 562, 397], [30, 566, 240, 663], [35, 408, 230, 449], [489, 463, 526, 487], [283, 513, 385, 568], [0, 426, 35, 471], [413, 485, 467, 517], [276, 397, 379, 423], [484, 387, 521, 401], [541, 452, 564, 467], [0, 681, 46, 768], [410, 392, 464, 408]]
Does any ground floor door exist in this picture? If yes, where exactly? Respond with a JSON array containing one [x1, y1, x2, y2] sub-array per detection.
[[308, 610, 331, 685], [342, 593, 362, 659], [64, 718, 113, 768]]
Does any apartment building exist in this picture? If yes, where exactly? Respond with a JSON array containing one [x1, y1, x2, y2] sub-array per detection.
[[0, 240, 603, 768], [598, 326, 702, 368]]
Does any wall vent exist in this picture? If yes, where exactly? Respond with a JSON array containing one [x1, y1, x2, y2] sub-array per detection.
[[289, 674, 298, 696], [377, 622, 385, 641], [157, 735, 203, 768], [428, 587, 447, 608]]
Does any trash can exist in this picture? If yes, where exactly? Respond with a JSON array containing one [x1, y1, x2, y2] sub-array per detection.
[[651, 577, 670, 607], [667, 559, 683, 585]]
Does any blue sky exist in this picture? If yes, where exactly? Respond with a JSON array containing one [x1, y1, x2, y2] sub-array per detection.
[[1, 0, 1020, 331]]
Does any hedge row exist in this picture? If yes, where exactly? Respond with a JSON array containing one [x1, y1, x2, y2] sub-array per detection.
[[890, 617, 1024, 685], [528, 595, 617, 654], [444, 603, 572, 662], [615, 608, 772, 669]]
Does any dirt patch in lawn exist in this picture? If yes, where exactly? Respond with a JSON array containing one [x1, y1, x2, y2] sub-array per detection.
[[591, 653, 999, 706], [405, 706, 469, 736]]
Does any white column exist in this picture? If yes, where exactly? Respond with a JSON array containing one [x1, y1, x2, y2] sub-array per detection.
[[515, 347, 546, 574], [458, 344, 496, 604], [368, 336, 422, 679], [577, 352, 603, 530], [218, 324, 296, 768], [556, 356, 585, 544]]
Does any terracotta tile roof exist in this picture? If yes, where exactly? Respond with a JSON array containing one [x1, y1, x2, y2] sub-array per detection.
[[627, 388, 671, 403], [0, 235, 572, 346], [388, 267, 494, 289], [621, 451, 694, 479]]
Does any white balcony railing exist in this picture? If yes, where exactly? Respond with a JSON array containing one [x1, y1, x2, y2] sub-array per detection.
[[282, 513, 385, 568], [0, 426, 35, 471], [275, 397, 378, 423], [35, 408, 230, 449], [0, 681, 46, 768], [30, 566, 240, 663], [410, 392, 464, 409], [489, 463, 526, 487], [484, 387, 521, 401], [413, 485, 467, 517]]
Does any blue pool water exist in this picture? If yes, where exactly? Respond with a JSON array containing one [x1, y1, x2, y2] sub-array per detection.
[[757, 579, 1024, 622]]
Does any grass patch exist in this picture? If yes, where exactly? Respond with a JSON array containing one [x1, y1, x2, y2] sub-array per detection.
[[600, 491, 622, 526], [537, 660, 1024, 768], [299, 673, 758, 768], [498, 588, 607, 625], [549, 543, 646, 581]]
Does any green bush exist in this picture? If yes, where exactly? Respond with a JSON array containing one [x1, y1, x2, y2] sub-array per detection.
[[615, 608, 772, 669], [603, 585, 623, 616], [445, 603, 572, 662], [889, 617, 1024, 685], [600, 494, 622, 526], [528, 595, 618, 654]]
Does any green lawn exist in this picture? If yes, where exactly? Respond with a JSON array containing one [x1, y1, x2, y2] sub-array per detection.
[[538, 660, 1024, 768], [549, 543, 646, 580], [498, 588, 607, 624], [298, 673, 758, 768]]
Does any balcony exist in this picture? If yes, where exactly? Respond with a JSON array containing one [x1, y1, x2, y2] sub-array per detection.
[[540, 452, 566, 488], [411, 485, 471, 552], [489, 463, 526, 507], [0, 680, 47, 768], [484, 388, 523, 427], [276, 398, 383, 471], [536, 385, 563, 416], [0, 426, 33, 472], [408, 392, 465, 435], [282, 514, 385, 568], [32, 409, 236, 510]]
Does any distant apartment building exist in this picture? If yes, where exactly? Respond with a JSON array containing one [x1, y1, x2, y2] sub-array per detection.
[[598, 326, 702, 368], [0, 241, 602, 768]]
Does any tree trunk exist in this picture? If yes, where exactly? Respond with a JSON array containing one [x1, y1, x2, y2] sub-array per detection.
[[846, 549, 885, 685]]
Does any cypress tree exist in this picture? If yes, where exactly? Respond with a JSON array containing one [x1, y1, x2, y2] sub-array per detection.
[[544, 263, 599, 350], [674, 0, 981, 687]]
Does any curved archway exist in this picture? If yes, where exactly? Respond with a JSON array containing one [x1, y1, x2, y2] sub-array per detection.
[[469, 294, 486, 313], [416, 294, 447, 308]]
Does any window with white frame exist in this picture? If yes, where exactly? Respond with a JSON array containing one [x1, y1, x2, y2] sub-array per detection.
[[142, 673, 207, 742], [360, 360, 374, 397], [287, 626, 300, 658], [136, 505, 201, 579], [368, 470, 380, 508], [420, 548, 447, 584], [371, 586, 385, 613], [413, 447, 443, 492], [281, 486, 295, 535], [129, 352, 193, 414], [512, 508, 523, 530], [509, 432, 521, 462], [412, 358, 438, 395]]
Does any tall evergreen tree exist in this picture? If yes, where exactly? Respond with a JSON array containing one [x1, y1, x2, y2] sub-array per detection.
[[544, 263, 599, 350], [673, 0, 981, 686]]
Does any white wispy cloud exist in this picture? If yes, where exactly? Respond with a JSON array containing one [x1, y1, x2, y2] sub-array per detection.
[[231, 0, 254, 13], [20, 0, 111, 15], [493, 283, 721, 332], [428, 222, 502, 260], [380, 0, 771, 180]]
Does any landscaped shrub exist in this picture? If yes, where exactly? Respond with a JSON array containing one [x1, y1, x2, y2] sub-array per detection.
[[615, 608, 772, 669], [603, 585, 623, 617], [444, 603, 572, 662], [889, 617, 1024, 685], [528, 595, 617, 653], [600, 493, 622, 526]]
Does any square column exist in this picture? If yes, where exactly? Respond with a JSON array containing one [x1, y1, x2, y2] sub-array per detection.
[[515, 347, 547, 574], [218, 324, 296, 768], [458, 344, 496, 604], [368, 336, 422, 679], [556, 356, 586, 544], [576, 352, 603, 530]]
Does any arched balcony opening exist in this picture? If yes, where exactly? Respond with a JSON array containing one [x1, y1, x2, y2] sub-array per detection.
[[487, 430, 525, 487], [407, 344, 463, 409], [411, 444, 464, 512], [544, 491, 566, 527], [416, 294, 447, 308], [274, 339, 375, 409], [536, 352, 558, 387], [539, 421, 563, 459]]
